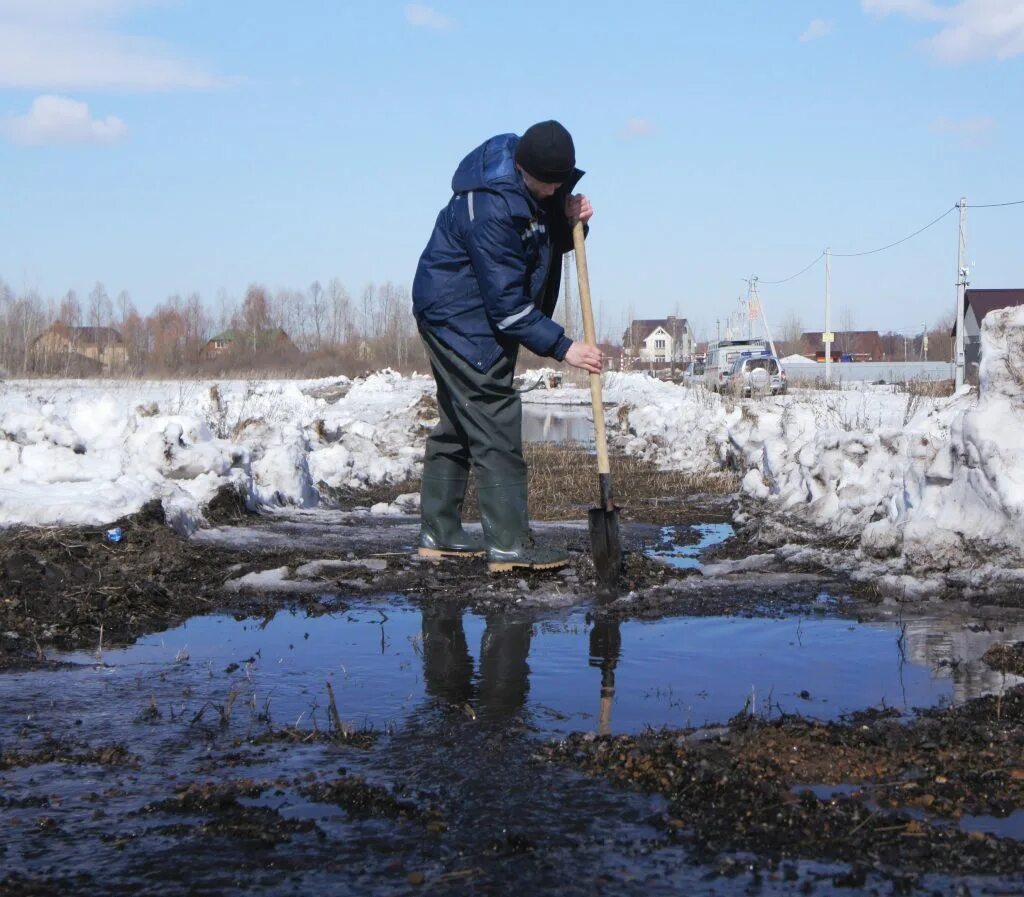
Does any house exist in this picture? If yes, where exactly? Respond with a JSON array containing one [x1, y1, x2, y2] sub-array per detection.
[[800, 330, 883, 362], [30, 324, 128, 373], [204, 328, 298, 359], [960, 289, 1024, 366], [596, 342, 623, 371], [622, 315, 694, 365]]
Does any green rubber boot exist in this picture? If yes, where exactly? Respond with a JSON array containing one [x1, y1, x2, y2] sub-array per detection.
[[417, 475, 485, 559], [477, 481, 569, 573]]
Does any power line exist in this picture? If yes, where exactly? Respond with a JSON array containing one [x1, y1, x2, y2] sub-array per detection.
[[760, 252, 824, 285], [755, 195, 1022, 288], [971, 199, 1024, 208], [831, 205, 957, 258]]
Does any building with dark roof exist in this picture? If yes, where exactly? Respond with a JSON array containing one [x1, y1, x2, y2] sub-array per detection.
[[961, 289, 1024, 366], [30, 324, 127, 373], [800, 330, 883, 362]]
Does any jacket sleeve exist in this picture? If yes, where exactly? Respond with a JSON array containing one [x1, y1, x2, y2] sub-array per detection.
[[548, 205, 587, 255], [465, 212, 572, 360]]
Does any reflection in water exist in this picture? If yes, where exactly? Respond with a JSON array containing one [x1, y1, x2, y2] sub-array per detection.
[[53, 602, 1024, 737], [589, 619, 622, 736], [648, 523, 735, 570], [901, 617, 1024, 703], [421, 605, 532, 721]]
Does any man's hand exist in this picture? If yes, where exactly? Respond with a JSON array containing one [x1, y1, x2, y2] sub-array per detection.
[[565, 193, 593, 225], [564, 341, 603, 374]]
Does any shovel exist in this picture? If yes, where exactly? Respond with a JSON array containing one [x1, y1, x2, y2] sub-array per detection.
[[572, 220, 622, 593]]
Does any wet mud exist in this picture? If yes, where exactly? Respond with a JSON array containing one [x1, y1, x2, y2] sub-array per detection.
[[4, 453, 1024, 894], [546, 686, 1024, 882]]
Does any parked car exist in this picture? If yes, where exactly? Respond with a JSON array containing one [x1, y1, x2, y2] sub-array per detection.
[[683, 360, 705, 385], [704, 338, 769, 391], [727, 355, 787, 396]]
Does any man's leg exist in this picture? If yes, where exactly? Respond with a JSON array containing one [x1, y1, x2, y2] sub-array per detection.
[[418, 334, 483, 557], [419, 328, 568, 572]]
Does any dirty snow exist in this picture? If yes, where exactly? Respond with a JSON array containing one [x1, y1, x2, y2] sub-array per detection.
[[0, 371, 433, 532], [3, 310, 1024, 590]]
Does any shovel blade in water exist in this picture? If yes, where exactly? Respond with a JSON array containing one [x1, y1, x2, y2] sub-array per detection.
[[588, 505, 622, 593]]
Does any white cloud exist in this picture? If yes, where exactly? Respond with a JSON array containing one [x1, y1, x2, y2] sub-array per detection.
[[0, 1, 220, 90], [2, 94, 128, 145], [0, 1, 162, 21], [863, 0, 1024, 62], [930, 114, 996, 146], [931, 114, 996, 133], [404, 3, 454, 30], [620, 117, 655, 138], [800, 18, 835, 42]]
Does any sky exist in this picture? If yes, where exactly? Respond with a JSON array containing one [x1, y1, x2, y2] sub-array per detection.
[[1, 0, 1022, 342]]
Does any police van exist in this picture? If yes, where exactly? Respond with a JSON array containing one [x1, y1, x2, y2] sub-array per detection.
[[703, 339, 770, 392]]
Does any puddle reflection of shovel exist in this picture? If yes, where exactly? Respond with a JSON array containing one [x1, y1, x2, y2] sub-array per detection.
[[572, 221, 623, 594]]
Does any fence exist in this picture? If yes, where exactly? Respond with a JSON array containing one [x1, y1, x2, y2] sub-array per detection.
[[783, 361, 954, 385]]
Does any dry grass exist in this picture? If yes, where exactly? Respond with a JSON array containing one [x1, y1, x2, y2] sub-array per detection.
[[894, 378, 956, 397], [322, 443, 736, 523], [472, 442, 736, 522]]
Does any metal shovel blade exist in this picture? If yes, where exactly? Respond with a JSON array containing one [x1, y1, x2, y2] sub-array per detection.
[[588, 504, 622, 593]]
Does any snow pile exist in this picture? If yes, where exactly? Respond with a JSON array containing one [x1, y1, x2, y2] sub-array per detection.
[[0, 371, 434, 532], [901, 307, 1024, 574], [612, 326, 1024, 584]]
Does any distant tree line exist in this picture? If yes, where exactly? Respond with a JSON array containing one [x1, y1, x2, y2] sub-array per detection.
[[774, 309, 956, 362], [0, 277, 426, 377]]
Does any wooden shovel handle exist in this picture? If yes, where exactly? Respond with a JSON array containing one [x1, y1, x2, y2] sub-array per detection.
[[572, 221, 611, 477]]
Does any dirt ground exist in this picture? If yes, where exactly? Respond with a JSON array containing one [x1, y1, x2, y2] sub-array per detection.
[[0, 446, 741, 667], [3, 448, 1024, 893], [545, 685, 1024, 882]]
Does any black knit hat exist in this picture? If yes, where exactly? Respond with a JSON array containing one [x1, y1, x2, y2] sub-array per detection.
[[515, 120, 575, 184]]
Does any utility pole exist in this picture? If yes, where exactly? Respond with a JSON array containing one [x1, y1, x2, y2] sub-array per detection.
[[748, 277, 779, 359], [954, 197, 968, 390], [824, 247, 832, 383]]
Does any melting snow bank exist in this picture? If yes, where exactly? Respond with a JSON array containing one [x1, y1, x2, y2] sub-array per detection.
[[0, 371, 434, 533], [610, 308, 1024, 593], [4, 308, 1024, 595]]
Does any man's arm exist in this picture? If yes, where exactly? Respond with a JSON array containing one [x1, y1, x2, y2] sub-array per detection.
[[466, 213, 572, 360]]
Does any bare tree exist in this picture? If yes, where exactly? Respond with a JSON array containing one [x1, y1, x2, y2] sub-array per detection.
[[308, 280, 326, 352], [116, 290, 133, 328], [242, 284, 271, 351], [87, 282, 113, 330], [59, 290, 82, 328], [327, 278, 353, 345], [838, 308, 857, 356], [778, 311, 804, 357]]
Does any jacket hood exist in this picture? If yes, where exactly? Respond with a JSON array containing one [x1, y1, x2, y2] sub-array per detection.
[[451, 133, 583, 217]]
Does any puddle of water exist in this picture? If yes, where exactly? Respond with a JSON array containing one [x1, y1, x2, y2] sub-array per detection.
[[7, 602, 1024, 894], [959, 811, 1024, 840], [522, 405, 594, 444], [791, 787, 1024, 842], [48, 603, 1005, 737], [648, 523, 735, 570], [792, 784, 865, 801]]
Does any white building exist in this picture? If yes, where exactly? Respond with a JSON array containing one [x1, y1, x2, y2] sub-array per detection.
[[622, 316, 694, 364]]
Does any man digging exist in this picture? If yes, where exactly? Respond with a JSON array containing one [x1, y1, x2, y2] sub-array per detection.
[[412, 120, 601, 573]]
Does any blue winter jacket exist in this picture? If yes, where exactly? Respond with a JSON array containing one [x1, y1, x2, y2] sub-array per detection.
[[412, 133, 583, 371]]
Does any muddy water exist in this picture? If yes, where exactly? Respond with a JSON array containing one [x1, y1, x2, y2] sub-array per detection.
[[4, 521, 1024, 895], [648, 522, 734, 570], [46, 603, 1012, 736]]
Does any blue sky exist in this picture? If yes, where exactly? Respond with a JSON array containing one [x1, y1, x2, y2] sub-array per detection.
[[1, 0, 1022, 342]]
